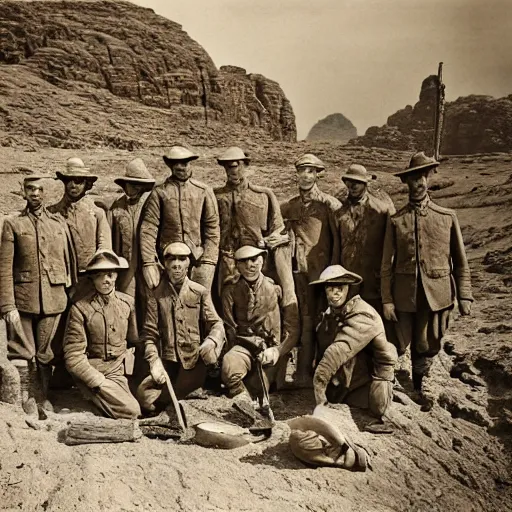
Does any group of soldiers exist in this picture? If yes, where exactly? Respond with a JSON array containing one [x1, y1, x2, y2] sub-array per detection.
[[0, 145, 473, 432]]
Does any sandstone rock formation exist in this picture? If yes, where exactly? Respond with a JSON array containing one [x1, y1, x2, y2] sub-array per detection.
[[351, 75, 512, 154], [306, 113, 357, 143], [0, 0, 296, 148]]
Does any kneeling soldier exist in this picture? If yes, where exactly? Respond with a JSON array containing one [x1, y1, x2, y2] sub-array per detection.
[[63, 249, 140, 419], [221, 246, 284, 419], [311, 265, 397, 430], [137, 242, 225, 413]]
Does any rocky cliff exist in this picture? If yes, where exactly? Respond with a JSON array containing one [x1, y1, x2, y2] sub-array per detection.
[[0, 0, 296, 148], [351, 75, 512, 155], [306, 113, 357, 143]]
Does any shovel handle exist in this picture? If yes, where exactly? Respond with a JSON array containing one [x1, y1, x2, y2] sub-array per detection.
[[163, 371, 187, 432]]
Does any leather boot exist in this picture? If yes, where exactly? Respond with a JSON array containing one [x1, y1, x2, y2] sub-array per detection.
[[13, 359, 38, 417], [412, 371, 433, 412], [38, 364, 54, 413]]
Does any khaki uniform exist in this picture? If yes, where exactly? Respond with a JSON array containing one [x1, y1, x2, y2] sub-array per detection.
[[221, 273, 282, 396], [0, 208, 74, 364], [63, 290, 140, 419], [314, 295, 397, 418], [381, 196, 473, 376], [138, 277, 225, 405], [281, 185, 340, 376], [140, 177, 219, 289]]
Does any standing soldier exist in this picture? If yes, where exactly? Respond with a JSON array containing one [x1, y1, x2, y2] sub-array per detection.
[[281, 153, 340, 386], [137, 242, 225, 411], [139, 146, 219, 291], [381, 152, 473, 410], [109, 158, 155, 326], [0, 175, 75, 415], [215, 147, 299, 361]]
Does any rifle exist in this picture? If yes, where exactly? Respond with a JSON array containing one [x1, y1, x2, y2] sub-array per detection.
[[433, 62, 446, 161]]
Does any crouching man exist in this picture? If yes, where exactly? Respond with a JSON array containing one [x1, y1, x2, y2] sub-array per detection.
[[63, 249, 140, 419], [137, 242, 225, 413], [221, 246, 284, 420], [311, 265, 397, 432]]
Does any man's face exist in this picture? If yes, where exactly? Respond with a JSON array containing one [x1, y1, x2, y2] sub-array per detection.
[[237, 255, 264, 282], [164, 255, 190, 284], [296, 167, 318, 191], [325, 284, 349, 308], [24, 181, 44, 209], [91, 271, 118, 295], [344, 179, 367, 200], [223, 160, 245, 186], [171, 160, 192, 181], [404, 171, 429, 201], [64, 178, 87, 200], [124, 182, 145, 199]]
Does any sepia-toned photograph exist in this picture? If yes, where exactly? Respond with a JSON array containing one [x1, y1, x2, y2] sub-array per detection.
[[0, 0, 510, 510]]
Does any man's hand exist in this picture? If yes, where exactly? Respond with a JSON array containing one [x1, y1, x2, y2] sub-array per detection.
[[459, 299, 472, 316], [199, 337, 218, 365], [149, 358, 166, 385], [143, 265, 161, 289], [314, 384, 328, 406], [383, 303, 398, 322], [259, 346, 280, 367], [4, 309, 20, 326]]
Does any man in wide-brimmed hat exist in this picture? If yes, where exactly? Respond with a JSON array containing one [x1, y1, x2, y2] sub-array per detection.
[[280, 153, 341, 387], [0, 174, 76, 416], [50, 157, 111, 278], [109, 158, 155, 326], [381, 151, 473, 410], [139, 146, 219, 291], [310, 265, 397, 431], [137, 242, 225, 412], [215, 147, 299, 368], [63, 249, 141, 419]]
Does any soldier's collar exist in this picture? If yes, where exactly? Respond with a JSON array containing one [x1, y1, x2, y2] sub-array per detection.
[[299, 184, 321, 203], [241, 272, 264, 290], [409, 194, 430, 215], [347, 191, 368, 206], [93, 290, 116, 308], [226, 176, 249, 191]]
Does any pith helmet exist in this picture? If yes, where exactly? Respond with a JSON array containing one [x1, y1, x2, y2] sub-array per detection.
[[309, 265, 362, 286], [294, 153, 325, 171], [234, 245, 267, 261], [394, 151, 439, 177], [217, 147, 250, 165], [84, 249, 129, 274], [342, 164, 376, 184], [162, 146, 199, 168], [162, 242, 192, 258], [55, 157, 98, 182], [114, 158, 155, 186]]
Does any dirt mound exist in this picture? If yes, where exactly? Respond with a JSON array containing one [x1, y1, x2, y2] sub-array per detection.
[[306, 113, 357, 143], [0, 0, 296, 148]]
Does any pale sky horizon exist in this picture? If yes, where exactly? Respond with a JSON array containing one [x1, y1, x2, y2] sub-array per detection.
[[133, 0, 511, 139]]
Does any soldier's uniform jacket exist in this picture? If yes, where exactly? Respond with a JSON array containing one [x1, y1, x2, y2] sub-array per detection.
[[222, 273, 283, 351], [0, 207, 74, 315], [63, 290, 138, 389], [281, 184, 341, 281], [110, 192, 150, 295], [142, 277, 225, 369], [215, 178, 285, 252], [381, 196, 473, 312], [140, 177, 219, 266], [314, 295, 397, 396], [49, 196, 111, 272], [336, 192, 395, 301]]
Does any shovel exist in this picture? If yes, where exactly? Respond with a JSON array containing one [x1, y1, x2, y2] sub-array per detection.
[[163, 370, 187, 432], [248, 359, 275, 435]]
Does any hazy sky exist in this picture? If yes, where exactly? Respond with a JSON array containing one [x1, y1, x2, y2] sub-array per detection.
[[133, 0, 511, 139]]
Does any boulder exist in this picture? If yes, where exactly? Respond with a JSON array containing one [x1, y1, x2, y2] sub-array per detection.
[[306, 113, 357, 143]]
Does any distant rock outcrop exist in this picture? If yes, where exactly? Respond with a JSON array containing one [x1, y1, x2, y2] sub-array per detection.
[[306, 113, 357, 143], [0, 0, 296, 148], [351, 75, 512, 154]]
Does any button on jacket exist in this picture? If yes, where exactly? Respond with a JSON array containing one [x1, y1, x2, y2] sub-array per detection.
[[336, 192, 396, 301], [0, 207, 74, 315], [64, 290, 138, 388], [142, 277, 225, 369], [49, 197, 112, 272], [281, 184, 340, 281], [381, 196, 473, 312], [139, 177, 220, 266]]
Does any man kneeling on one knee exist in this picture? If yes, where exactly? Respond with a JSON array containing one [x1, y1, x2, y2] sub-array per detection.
[[311, 265, 397, 431], [137, 242, 225, 413], [221, 246, 284, 418]]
